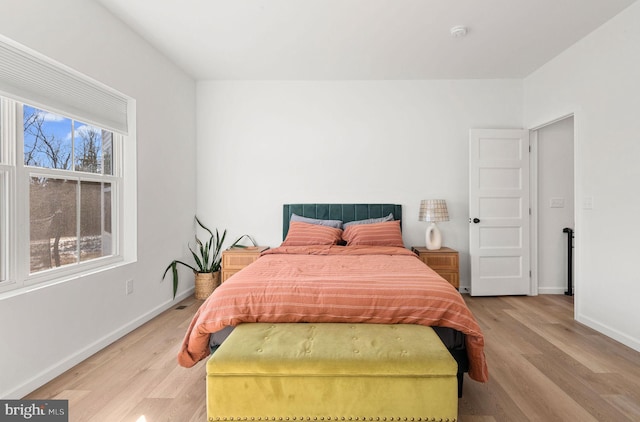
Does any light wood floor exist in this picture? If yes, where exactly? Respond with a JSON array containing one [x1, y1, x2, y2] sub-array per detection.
[[26, 295, 640, 422]]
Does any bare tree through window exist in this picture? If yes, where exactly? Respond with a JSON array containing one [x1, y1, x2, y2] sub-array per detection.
[[75, 124, 102, 173], [23, 107, 72, 169], [24, 105, 114, 273]]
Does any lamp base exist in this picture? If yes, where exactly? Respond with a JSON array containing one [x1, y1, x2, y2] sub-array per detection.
[[425, 222, 442, 250]]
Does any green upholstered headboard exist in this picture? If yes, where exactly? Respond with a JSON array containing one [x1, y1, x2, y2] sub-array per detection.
[[282, 203, 402, 240]]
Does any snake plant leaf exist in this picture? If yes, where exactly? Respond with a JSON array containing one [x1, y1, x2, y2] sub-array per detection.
[[229, 234, 258, 248], [163, 259, 198, 299], [196, 216, 214, 237], [189, 247, 204, 271], [171, 263, 178, 298]]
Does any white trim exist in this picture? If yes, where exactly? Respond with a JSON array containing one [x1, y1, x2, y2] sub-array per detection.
[[1, 287, 196, 399], [572, 110, 583, 322], [0, 97, 131, 293], [0, 172, 5, 283], [0, 256, 123, 299], [528, 113, 577, 300], [529, 130, 539, 296], [538, 287, 568, 295], [0, 99, 6, 283], [0, 98, 15, 164], [0, 99, 18, 287], [16, 100, 29, 282], [22, 255, 125, 289], [529, 112, 575, 131], [120, 103, 136, 263], [577, 313, 640, 353]]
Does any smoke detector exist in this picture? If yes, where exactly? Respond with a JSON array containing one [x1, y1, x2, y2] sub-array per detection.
[[450, 26, 468, 37]]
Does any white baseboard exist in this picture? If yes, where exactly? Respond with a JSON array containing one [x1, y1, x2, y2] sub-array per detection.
[[5, 288, 195, 399], [456, 287, 637, 353], [537, 286, 570, 295], [577, 313, 640, 353], [459, 285, 569, 295]]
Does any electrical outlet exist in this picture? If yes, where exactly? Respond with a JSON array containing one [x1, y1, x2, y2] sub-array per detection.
[[126, 279, 134, 295]]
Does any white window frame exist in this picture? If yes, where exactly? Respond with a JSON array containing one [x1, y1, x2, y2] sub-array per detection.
[[0, 99, 127, 294], [0, 35, 135, 296], [0, 97, 17, 289]]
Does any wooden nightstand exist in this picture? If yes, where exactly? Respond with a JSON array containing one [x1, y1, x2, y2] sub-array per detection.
[[411, 246, 459, 289], [221, 246, 269, 282]]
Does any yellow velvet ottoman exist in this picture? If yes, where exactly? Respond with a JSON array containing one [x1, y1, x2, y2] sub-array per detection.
[[206, 323, 458, 422]]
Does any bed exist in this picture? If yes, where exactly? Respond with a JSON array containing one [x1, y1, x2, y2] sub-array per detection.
[[178, 204, 488, 413]]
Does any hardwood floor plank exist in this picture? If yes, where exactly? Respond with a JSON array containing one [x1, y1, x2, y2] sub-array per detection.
[[23, 295, 640, 422], [459, 373, 529, 421], [458, 418, 497, 422], [147, 363, 206, 400], [483, 332, 600, 421], [120, 398, 170, 422], [602, 394, 640, 420], [523, 353, 631, 421], [460, 295, 640, 422], [505, 308, 617, 374]]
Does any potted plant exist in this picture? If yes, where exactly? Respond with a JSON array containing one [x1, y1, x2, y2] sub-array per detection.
[[163, 216, 226, 300]]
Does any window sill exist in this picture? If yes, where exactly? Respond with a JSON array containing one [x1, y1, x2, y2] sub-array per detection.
[[0, 256, 135, 301]]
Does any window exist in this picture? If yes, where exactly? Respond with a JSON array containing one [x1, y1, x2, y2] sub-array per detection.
[[0, 35, 133, 293], [0, 99, 5, 283], [23, 105, 118, 274], [0, 98, 124, 290]]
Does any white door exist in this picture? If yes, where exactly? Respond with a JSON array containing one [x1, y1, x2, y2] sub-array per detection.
[[469, 129, 530, 296]]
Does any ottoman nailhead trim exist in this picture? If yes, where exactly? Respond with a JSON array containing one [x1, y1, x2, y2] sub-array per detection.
[[212, 418, 456, 422]]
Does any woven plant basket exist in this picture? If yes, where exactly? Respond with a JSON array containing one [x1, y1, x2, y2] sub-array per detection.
[[194, 271, 220, 300]]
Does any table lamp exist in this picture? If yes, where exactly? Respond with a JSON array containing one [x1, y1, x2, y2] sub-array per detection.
[[418, 199, 449, 250]]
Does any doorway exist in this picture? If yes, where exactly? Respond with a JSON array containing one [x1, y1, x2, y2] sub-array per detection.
[[532, 116, 575, 295]]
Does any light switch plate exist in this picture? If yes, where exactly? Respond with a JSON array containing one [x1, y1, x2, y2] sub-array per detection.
[[550, 197, 565, 208]]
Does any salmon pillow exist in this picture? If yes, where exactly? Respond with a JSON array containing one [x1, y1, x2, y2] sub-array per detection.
[[282, 222, 343, 246], [342, 220, 404, 247]]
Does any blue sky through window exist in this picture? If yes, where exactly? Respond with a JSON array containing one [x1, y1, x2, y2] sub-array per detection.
[[23, 105, 107, 173]]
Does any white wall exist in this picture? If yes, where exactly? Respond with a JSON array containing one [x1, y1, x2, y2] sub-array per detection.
[[0, 0, 197, 398], [197, 79, 523, 291], [524, 1, 640, 350], [536, 117, 575, 294]]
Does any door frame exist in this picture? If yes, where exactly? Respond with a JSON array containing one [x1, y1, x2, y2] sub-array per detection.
[[528, 113, 576, 297]]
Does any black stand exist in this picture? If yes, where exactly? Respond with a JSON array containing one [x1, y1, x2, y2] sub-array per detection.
[[563, 227, 574, 296]]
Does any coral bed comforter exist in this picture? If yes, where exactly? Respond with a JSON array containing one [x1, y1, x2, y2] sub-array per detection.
[[177, 245, 488, 382]]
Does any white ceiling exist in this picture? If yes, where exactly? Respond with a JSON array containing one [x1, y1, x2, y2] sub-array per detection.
[[96, 0, 637, 80]]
